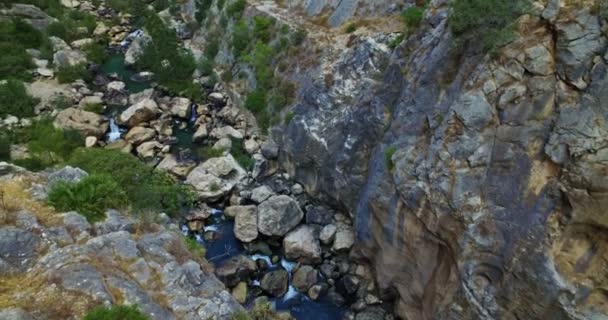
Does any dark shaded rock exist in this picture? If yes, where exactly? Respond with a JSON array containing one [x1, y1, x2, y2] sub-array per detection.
[[0, 227, 39, 272], [305, 205, 335, 225], [257, 195, 304, 236], [260, 269, 289, 297], [292, 265, 318, 292], [215, 255, 257, 287]]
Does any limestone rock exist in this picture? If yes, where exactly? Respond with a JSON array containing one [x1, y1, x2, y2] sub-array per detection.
[[232, 205, 258, 242], [136, 141, 163, 159], [185, 155, 247, 202], [54, 107, 108, 138], [156, 154, 196, 178], [125, 126, 156, 145], [250, 185, 274, 204], [169, 97, 192, 119], [118, 98, 160, 128], [292, 265, 318, 292], [215, 255, 257, 287], [257, 195, 304, 236], [283, 225, 322, 264]]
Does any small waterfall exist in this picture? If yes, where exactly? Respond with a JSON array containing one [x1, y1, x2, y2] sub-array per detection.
[[107, 117, 123, 142], [283, 285, 299, 301], [189, 103, 197, 124], [250, 254, 274, 266], [280, 258, 296, 273]]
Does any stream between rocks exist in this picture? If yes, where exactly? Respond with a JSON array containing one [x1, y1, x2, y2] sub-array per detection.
[[96, 49, 391, 320]]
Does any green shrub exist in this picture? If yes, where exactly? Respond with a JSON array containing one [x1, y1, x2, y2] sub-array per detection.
[[56, 64, 90, 83], [0, 19, 45, 80], [345, 23, 357, 33], [83, 305, 149, 320], [0, 80, 38, 118], [46, 21, 68, 39], [184, 236, 206, 257], [69, 148, 196, 216], [52, 95, 73, 110], [204, 36, 220, 59], [450, 0, 529, 53], [284, 111, 295, 124], [230, 138, 253, 170], [82, 42, 108, 64], [0, 132, 11, 161], [14, 119, 83, 169], [198, 145, 225, 159], [48, 174, 129, 222], [231, 19, 250, 58], [291, 28, 307, 46], [195, 0, 214, 22], [253, 16, 274, 43], [198, 57, 214, 76], [388, 33, 405, 49], [227, 0, 246, 18], [137, 12, 198, 99], [217, 0, 226, 10], [244, 90, 266, 113], [384, 146, 397, 171], [401, 6, 424, 28], [83, 103, 104, 114]]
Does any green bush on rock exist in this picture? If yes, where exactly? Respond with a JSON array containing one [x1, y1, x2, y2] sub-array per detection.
[[56, 64, 91, 84], [449, 0, 529, 53], [83, 305, 149, 320], [48, 174, 129, 222], [69, 148, 196, 216], [0, 79, 38, 118]]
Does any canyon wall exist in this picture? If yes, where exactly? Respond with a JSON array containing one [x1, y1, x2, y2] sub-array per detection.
[[272, 0, 608, 319]]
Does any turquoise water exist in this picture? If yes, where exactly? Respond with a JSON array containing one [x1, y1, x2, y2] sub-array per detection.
[[99, 54, 150, 93]]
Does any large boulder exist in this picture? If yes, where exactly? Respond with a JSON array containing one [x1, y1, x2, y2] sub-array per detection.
[[215, 255, 257, 287], [0, 227, 40, 273], [260, 269, 289, 297], [124, 126, 156, 145], [292, 265, 318, 292], [283, 225, 322, 264], [53, 49, 87, 68], [156, 154, 196, 178], [231, 205, 258, 243], [169, 97, 192, 119], [118, 98, 161, 128], [257, 195, 303, 236], [185, 155, 247, 202], [54, 107, 108, 138]]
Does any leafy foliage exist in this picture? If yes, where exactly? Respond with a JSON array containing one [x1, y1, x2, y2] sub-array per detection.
[[0, 80, 38, 118], [231, 19, 250, 58], [226, 0, 246, 18], [384, 146, 397, 171], [69, 148, 196, 216], [56, 64, 91, 83], [184, 236, 206, 257], [230, 138, 253, 170], [0, 19, 44, 80], [137, 12, 199, 100], [82, 42, 108, 64], [83, 305, 149, 320], [253, 16, 274, 43], [48, 174, 129, 222], [345, 23, 357, 33], [449, 0, 529, 53], [401, 5, 424, 28]]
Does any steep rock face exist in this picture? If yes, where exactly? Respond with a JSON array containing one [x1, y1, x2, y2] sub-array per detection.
[[273, 1, 608, 319]]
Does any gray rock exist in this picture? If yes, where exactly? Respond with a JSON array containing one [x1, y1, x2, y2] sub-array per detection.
[[62, 211, 91, 235], [59, 263, 113, 303], [283, 225, 322, 264], [53, 49, 87, 68], [250, 185, 274, 204], [86, 231, 140, 259], [118, 98, 161, 128], [215, 255, 257, 287], [0, 227, 40, 272], [185, 155, 247, 202], [0, 308, 34, 320], [94, 209, 136, 235], [260, 141, 279, 159], [169, 97, 192, 119], [292, 265, 318, 292], [48, 166, 88, 187], [260, 269, 289, 297], [232, 205, 258, 242], [125, 126, 156, 145], [332, 227, 354, 252], [257, 195, 304, 236], [319, 224, 337, 245]]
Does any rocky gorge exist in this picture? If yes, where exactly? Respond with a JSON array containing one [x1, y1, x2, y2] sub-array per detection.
[[2, 0, 608, 319]]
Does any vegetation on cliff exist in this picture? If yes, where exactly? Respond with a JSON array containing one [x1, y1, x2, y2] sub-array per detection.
[[450, 0, 529, 52]]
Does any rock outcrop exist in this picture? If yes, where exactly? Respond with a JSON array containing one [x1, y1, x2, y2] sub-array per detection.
[[269, 1, 608, 319], [0, 167, 243, 319]]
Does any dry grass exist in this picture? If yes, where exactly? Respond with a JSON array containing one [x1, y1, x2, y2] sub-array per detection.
[[0, 177, 61, 227]]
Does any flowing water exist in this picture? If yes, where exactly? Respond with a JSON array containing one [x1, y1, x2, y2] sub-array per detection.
[[99, 54, 151, 93], [183, 210, 346, 320]]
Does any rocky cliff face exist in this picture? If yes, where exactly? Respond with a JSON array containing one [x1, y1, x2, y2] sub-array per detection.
[[271, 0, 608, 319], [0, 164, 243, 319]]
